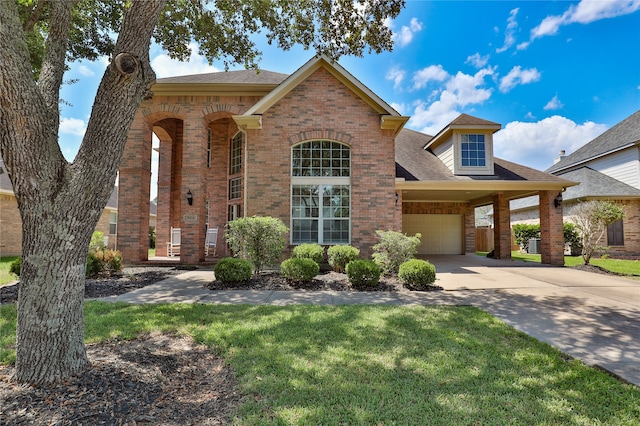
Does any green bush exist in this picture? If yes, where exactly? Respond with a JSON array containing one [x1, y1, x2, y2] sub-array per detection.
[[292, 243, 324, 264], [346, 259, 381, 287], [89, 230, 106, 251], [371, 230, 421, 275], [563, 222, 582, 255], [214, 257, 252, 283], [327, 245, 360, 273], [280, 258, 319, 283], [225, 216, 289, 272], [9, 257, 21, 276], [398, 259, 436, 290], [512, 224, 540, 252], [86, 249, 122, 277]]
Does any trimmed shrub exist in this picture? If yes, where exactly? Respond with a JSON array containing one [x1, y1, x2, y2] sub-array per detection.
[[280, 258, 319, 283], [292, 243, 324, 264], [563, 222, 582, 255], [512, 224, 540, 252], [346, 259, 381, 287], [372, 230, 421, 276], [225, 216, 289, 272], [86, 249, 122, 277], [399, 259, 436, 291], [214, 257, 252, 283], [9, 257, 21, 276], [89, 230, 106, 251], [327, 245, 360, 273]]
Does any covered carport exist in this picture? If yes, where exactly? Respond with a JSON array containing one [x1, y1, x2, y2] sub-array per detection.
[[395, 128, 577, 266]]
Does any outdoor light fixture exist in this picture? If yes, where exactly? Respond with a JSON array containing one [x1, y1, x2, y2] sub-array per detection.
[[186, 189, 193, 206], [554, 192, 562, 208], [395, 192, 399, 205]]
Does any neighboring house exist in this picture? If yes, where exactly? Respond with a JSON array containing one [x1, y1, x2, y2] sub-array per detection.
[[511, 109, 640, 256], [118, 55, 573, 265], [0, 163, 141, 255]]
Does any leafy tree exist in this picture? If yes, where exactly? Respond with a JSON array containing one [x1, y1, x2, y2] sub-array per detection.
[[569, 201, 625, 265], [0, 0, 404, 384]]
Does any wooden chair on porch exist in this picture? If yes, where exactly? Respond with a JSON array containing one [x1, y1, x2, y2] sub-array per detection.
[[205, 227, 218, 257], [167, 227, 181, 257]]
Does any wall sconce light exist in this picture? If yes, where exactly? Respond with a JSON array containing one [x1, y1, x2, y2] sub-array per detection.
[[186, 189, 193, 206], [553, 192, 562, 208], [395, 192, 399, 206]]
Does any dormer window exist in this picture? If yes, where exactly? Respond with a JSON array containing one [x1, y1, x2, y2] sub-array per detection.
[[461, 134, 486, 167]]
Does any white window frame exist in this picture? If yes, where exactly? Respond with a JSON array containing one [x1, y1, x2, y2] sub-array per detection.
[[454, 132, 494, 175]]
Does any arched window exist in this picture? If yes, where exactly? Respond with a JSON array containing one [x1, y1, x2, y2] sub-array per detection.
[[291, 141, 350, 244]]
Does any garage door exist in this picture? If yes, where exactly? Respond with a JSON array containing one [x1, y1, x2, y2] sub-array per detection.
[[402, 214, 463, 254]]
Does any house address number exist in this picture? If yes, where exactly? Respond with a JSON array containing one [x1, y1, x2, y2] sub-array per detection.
[[182, 214, 198, 223]]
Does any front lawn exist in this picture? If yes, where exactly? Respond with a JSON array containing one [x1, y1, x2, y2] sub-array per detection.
[[0, 256, 19, 286], [2, 302, 639, 424]]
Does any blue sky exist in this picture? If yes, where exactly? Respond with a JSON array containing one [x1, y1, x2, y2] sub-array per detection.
[[60, 0, 640, 177]]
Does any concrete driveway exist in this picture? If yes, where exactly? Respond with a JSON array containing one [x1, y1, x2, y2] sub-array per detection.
[[426, 254, 640, 386]]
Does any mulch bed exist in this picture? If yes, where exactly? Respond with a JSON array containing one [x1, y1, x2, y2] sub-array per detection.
[[0, 333, 243, 425]]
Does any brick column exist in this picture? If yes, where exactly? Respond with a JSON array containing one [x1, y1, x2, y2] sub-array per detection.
[[464, 204, 476, 253], [492, 192, 512, 259], [540, 190, 565, 266], [155, 127, 175, 256], [179, 119, 208, 264], [118, 118, 152, 263]]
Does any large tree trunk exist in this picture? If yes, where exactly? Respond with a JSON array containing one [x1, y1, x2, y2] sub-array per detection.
[[0, 0, 166, 385], [15, 207, 98, 383]]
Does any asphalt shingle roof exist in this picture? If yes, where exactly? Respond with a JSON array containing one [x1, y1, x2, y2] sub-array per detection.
[[156, 69, 289, 85], [546, 109, 640, 173]]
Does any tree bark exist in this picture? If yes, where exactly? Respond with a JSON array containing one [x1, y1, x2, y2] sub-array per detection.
[[0, 0, 166, 384]]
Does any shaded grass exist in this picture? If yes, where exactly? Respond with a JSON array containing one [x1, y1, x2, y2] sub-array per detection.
[[0, 256, 19, 286], [2, 302, 639, 424]]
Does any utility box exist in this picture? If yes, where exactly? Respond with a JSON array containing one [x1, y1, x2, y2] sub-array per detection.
[[528, 238, 541, 254]]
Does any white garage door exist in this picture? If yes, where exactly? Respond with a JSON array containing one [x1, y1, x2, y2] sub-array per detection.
[[402, 214, 463, 255]]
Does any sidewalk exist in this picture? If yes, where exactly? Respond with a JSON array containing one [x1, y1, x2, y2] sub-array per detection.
[[98, 260, 640, 387]]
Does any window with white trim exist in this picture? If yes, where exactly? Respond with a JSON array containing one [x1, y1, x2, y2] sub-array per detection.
[[230, 132, 242, 175], [109, 212, 117, 235], [291, 141, 350, 244], [229, 177, 241, 200], [460, 134, 486, 167]]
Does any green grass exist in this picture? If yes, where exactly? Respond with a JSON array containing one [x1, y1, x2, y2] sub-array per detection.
[[477, 251, 640, 276], [2, 302, 639, 424], [0, 256, 19, 286]]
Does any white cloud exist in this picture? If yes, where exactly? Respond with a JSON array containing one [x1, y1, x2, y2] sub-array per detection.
[[527, 0, 640, 45], [465, 53, 490, 68], [543, 95, 564, 110], [59, 117, 86, 136], [77, 65, 96, 77], [412, 65, 449, 89], [151, 43, 221, 78], [499, 66, 541, 93], [407, 67, 495, 134], [391, 17, 423, 48], [386, 66, 406, 90], [493, 116, 608, 170], [496, 8, 519, 53], [390, 102, 407, 115]]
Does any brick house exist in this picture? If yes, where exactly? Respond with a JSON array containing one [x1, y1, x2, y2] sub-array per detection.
[[511, 109, 640, 256], [118, 55, 573, 266]]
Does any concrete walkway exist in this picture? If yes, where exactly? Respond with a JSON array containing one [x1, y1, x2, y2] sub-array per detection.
[[99, 255, 640, 387]]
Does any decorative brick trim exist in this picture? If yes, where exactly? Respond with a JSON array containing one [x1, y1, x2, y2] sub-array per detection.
[[202, 104, 244, 118], [141, 103, 184, 120], [288, 130, 354, 146]]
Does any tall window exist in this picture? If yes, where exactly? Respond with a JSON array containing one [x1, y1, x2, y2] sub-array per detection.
[[230, 132, 242, 175], [207, 128, 212, 168], [109, 212, 117, 235], [229, 177, 242, 200], [291, 140, 350, 244], [607, 219, 624, 246], [461, 134, 486, 167]]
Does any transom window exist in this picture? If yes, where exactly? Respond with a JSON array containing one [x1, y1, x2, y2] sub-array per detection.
[[291, 140, 351, 244], [461, 134, 486, 167], [292, 140, 350, 177]]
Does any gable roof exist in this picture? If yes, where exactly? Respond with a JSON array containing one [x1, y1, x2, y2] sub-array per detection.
[[424, 113, 501, 151], [152, 69, 288, 96], [233, 55, 409, 134], [546, 109, 640, 174]]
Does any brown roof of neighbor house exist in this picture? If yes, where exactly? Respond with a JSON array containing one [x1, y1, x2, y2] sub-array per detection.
[[449, 113, 500, 127], [395, 128, 574, 185], [156, 69, 289, 85]]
